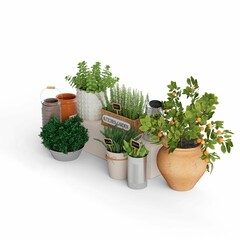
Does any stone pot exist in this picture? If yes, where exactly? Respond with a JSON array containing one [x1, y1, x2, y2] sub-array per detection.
[[42, 98, 61, 126], [56, 93, 77, 121], [157, 145, 207, 191], [50, 148, 83, 161]]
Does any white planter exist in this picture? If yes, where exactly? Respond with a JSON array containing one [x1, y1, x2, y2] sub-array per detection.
[[76, 89, 105, 121], [106, 151, 128, 180]]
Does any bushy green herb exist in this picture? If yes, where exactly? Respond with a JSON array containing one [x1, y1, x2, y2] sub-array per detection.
[[65, 61, 119, 94], [140, 76, 234, 172], [94, 126, 138, 153], [104, 83, 148, 120], [123, 140, 149, 158], [39, 115, 89, 154]]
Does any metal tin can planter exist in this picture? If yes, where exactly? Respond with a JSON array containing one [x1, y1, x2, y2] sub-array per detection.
[[106, 151, 128, 180], [50, 148, 83, 161], [146, 100, 163, 116], [77, 89, 105, 121], [127, 156, 147, 189], [56, 93, 77, 121], [42, 98, 61, 126]]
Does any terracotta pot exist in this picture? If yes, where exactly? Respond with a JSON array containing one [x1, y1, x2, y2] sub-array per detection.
[[56, 93, 77, 121], [106, 151, 128, 180], [157, 145, 207, 191]]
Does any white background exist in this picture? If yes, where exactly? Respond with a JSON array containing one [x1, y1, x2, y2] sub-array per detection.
[[0, 0, 239, 239]]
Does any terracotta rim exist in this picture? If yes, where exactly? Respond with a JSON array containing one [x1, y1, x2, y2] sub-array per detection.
[[56, 93, 76, 102], [168, 144, 201, 152]]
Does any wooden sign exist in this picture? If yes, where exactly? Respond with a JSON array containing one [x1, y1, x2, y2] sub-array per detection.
[[104, 138, 113, 146], [130, 139, 140, 149], [112, 103, 121, 112]]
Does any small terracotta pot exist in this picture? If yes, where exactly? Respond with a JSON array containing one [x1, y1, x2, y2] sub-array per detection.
[[157, 145, 207, 191], [56, 93, 77, 121]]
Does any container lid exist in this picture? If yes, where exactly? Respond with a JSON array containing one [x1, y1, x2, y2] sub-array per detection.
[[149, 100, 162, 108]]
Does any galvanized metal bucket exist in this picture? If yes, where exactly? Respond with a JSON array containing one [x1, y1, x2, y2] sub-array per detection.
[[127, 156, 147, 189], [41, 86, 62, 126], [143, 100, 163, 141], [146, 100, 163, 116]]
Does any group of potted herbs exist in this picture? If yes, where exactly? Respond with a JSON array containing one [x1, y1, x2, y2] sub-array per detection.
[[39, 61, 234, 191]]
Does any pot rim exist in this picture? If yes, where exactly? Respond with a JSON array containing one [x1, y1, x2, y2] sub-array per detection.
[[56, 93, 76, 101], [165, 144, 202, 152], [50, 146, 83, 153], [106, 150, 127, 161]]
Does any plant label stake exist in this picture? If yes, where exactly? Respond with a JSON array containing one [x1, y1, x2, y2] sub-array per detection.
[[130, 139, 141, 150], [104, 138, 113, 152], [112, 102, 121, 115], [104, 138, 113, 146]]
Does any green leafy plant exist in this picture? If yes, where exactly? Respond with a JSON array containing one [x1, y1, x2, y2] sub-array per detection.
[[140, 76, 234, 172], [94, 126, 138, 153], [39, 115, 89, 154], [65, 61, 119, 93], [104, 83, 148, 120], [123, 139, 149, 158]]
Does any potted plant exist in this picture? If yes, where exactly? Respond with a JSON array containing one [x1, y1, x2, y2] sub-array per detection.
[[123, 139, 149, 189], [39, 115, 89, 161], [56, 93, 77, 121], [94, 126, 138, 179], [140, 76, 234, 191], [101, 83, 148, 131], [65, 61, 119, 121]]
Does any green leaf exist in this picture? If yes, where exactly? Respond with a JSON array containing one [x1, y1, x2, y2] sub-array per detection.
[[221, 143, 226, 153], [226, 142, 231, 153], [185, 111, 192, 119], [139, 126, 149, 132], [195, 102, 201, 111], [224, 135, 232, 138], [208, 143, 215, 149]]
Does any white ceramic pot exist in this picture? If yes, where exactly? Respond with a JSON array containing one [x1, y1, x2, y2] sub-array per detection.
[[76, 89, 105, 121], [106, 151, 128, 180]]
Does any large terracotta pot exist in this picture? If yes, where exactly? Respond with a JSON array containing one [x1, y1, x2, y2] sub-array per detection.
[[56, 93, 77, 121], [157, 145, 207, 191]]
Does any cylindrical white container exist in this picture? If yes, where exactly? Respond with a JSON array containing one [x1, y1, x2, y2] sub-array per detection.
[[76, 89, 105, 121], [127, 156, 147, 189], [106, 151, 128, 180]]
